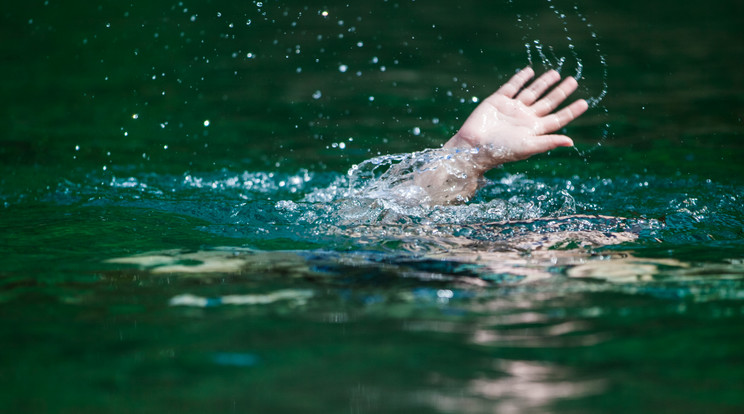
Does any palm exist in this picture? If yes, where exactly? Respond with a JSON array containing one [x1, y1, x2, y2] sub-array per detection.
[[447, 67, 588, 165]]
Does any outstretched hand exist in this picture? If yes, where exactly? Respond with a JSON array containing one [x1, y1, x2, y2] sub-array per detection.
[[444, 67, 588, 171]]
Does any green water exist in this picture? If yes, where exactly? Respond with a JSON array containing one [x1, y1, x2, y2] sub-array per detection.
[[2, 0, 744, 413]]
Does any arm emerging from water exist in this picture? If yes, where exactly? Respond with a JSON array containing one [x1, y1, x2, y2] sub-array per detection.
[[413, 67, 588, 205]]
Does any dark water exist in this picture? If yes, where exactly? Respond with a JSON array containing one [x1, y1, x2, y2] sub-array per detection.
[[2, 0, 744, 413]]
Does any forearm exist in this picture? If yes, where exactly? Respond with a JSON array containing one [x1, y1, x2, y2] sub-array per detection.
[[351, 137, 508, 206], [411, 153, 481, 205], [412, 138, 508, 205]]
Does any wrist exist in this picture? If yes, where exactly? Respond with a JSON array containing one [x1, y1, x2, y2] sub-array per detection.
[[443, 133, 505, 174]]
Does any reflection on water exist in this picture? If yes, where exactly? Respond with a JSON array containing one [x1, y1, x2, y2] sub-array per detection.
[[107, 244, 744, 302], [419, 360, 607, 414], [102, 242, 744, 413]]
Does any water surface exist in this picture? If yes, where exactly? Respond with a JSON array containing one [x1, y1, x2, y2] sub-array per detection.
[[1, 1, 743, 413]]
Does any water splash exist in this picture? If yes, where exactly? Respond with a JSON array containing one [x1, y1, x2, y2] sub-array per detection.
[[513, 0, 610, 156], [517, 2, 607, 107], [42, 159, 744, 257]]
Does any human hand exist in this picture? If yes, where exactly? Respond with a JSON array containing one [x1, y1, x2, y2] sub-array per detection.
[[444, 67, 588, 170]]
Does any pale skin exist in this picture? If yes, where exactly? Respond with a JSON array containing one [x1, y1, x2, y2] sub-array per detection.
[[413, 67, 589, 205]]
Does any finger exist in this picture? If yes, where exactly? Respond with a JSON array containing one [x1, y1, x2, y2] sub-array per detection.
[[515, 70, 561, 105], [522, 135, 574, 159], [536, 99, 589, 135], [494, 67, 535, 98], [532, 76, 580, 117], [539, 134, 574, 148]]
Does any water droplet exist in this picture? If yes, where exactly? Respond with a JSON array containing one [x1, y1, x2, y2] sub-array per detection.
[[312, 90, 322, 99], [203, 120, 210, 127], [338, 64, 348, 72]]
